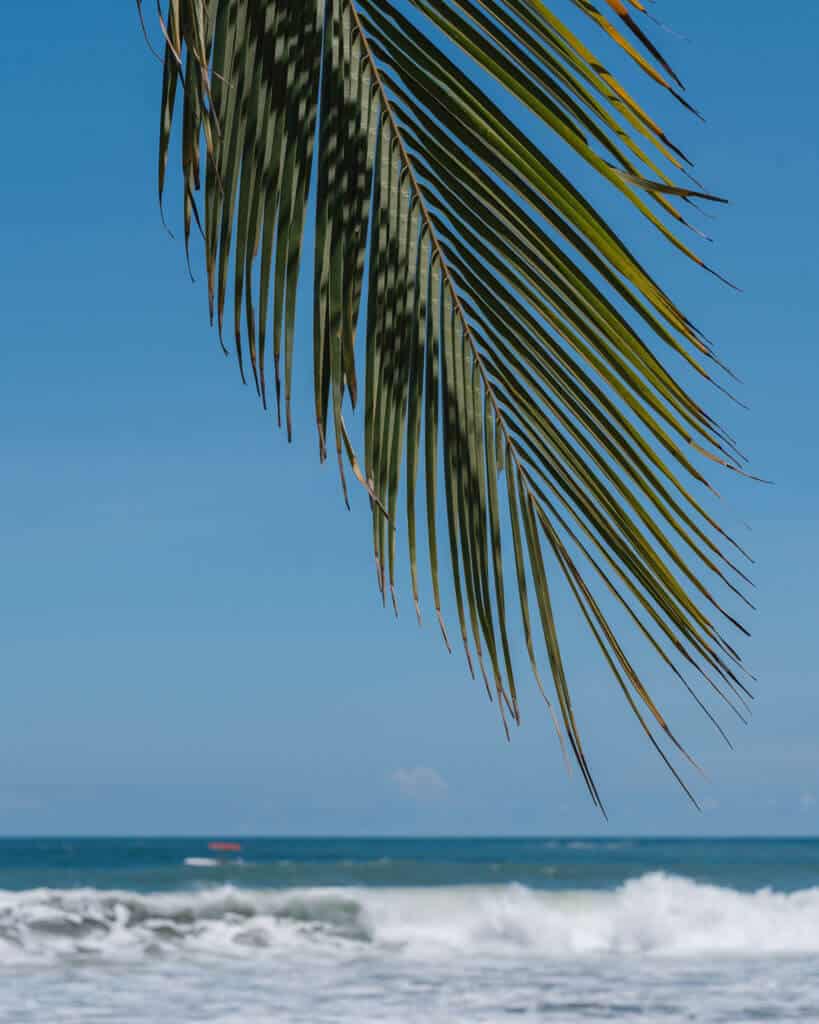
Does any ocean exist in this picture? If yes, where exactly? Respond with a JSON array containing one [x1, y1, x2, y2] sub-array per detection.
[[2, 837, 819, 1022]]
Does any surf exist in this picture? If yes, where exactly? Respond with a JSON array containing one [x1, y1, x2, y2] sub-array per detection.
[[3, 873, 819, 964]]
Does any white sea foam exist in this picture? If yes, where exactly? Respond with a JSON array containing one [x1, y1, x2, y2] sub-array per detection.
[[2, 873, 819, 966], [5, 876, 819, 1023], [183, 857, 222, 868]]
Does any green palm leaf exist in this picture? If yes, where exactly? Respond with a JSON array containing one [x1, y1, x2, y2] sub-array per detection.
[[143, 0, 751, 807]]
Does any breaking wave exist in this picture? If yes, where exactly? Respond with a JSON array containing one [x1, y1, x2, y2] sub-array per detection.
[[3, 873, 819, 964]]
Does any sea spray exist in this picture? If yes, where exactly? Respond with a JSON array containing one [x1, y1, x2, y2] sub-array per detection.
[[4, 874, 819, 964]]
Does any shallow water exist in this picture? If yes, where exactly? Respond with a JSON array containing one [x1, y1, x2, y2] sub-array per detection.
[[2, 838, 819, 1022]]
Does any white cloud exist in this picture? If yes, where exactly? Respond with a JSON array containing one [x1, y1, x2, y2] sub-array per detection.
[[392, 766, 447, 801]]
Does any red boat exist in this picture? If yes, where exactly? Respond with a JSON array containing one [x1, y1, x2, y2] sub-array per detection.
[[207, 841, 242, 853]]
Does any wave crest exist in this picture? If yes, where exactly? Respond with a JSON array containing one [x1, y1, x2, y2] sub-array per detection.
[[2, 873, 819, 964]]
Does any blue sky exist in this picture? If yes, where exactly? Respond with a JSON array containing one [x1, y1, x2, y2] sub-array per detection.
[[1, 2, 817, 836]]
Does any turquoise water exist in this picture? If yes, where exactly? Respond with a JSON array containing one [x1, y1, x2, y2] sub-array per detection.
[[2, 836, 819, 892], [2, 837, 819, 1022]]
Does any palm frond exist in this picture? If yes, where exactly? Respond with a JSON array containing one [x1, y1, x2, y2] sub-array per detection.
[[144, 0, 750, 806]]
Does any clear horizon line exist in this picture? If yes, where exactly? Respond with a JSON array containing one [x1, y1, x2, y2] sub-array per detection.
[[1, 833, 818, 841]]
